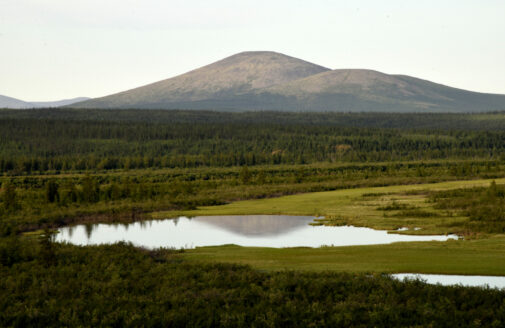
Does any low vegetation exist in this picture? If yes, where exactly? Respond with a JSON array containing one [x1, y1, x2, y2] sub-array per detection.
[[2, 110, 505, 326], [2, 161, 504, 236], [1, 240, 505, 327], [430, 181, 505, 233]]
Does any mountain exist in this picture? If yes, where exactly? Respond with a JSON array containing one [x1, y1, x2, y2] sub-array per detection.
[[0, 95, 33, 109], [260, 69, 505, 112], [69, 51, 505, 112], [0, 95, 90, 109], [71, 51, 330, 109], [30, 97, 91, 108]]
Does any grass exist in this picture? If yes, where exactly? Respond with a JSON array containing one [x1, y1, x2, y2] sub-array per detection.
[[152, 177, 505, 235], [182, 235, 505, 275], [149, 178, 505, 275]]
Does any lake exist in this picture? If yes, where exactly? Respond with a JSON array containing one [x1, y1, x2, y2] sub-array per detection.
[[393, 273, 505, 289], [55, 215, 458, 248]]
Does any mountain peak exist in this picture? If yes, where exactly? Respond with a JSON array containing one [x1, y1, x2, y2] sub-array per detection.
[[72, 51, 330, 108], [230, 50, 283, 56], [224, 51, 310, 61]]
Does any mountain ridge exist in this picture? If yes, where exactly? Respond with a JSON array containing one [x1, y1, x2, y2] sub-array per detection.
[[0, 95, 33, 109], [66, 51, 505, 112], [0, 95, 90, 109]]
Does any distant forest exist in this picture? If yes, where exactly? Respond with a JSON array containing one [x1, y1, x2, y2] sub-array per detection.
[[0, 109, 505, 173]]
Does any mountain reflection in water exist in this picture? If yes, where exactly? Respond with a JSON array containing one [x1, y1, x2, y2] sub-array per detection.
[[193, 215, 315, 236]]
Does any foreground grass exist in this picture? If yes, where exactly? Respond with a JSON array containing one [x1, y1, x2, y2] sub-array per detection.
[[182, 236, 505, 275]]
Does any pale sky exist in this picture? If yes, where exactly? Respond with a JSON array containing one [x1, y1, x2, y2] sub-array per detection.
[[1, 0, 504, 101]]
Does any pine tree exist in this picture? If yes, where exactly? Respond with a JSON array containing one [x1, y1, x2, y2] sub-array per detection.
[[239, 166, 251, 184], [45, 180, 59, 203], [2, 182, 18, 211]]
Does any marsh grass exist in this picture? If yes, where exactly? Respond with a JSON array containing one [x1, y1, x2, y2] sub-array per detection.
[[154, 178, 505, 236], [183, 235, 505, 275]]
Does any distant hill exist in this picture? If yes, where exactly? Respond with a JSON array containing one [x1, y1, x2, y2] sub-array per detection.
[[31, 97, 91, 108], [0, 95, 89, 109], [67, 51, 505, 112], [0, 95, 33, 109]]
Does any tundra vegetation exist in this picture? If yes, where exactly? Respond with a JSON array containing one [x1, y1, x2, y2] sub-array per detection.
[[1, 109, 505, 326]]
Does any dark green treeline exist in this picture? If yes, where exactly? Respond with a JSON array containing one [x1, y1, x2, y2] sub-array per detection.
[[1, 109, 505, 173]]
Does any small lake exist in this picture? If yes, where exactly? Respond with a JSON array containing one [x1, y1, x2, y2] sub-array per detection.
[[55, 215, 458, 249], [393, 274, 505, 289]]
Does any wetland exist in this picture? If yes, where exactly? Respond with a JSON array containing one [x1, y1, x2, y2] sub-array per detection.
[[3, 110, 505, 326]]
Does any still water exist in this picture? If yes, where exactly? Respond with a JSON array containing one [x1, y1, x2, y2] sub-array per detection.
[[55, 215, 458, 249], [393, 274, 505, 289]]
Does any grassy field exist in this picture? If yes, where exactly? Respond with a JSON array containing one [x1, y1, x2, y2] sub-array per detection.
[[183, 236, 505, 275], [150, 178, 505, 275], [153, 177, 505, 235]]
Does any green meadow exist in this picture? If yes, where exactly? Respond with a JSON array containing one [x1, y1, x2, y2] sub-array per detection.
[[154, 178, 505, 234], [183, 237, 505, 275], [152, 178, 505, 274]]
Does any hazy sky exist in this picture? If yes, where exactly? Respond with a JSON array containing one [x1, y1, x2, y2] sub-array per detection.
[[1, 0, 504, 101]]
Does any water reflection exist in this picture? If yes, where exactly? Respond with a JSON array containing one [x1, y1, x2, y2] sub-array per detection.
[[84, 224, 93, 240], [393, 274, 505, 289], [55, 215, 458, 249], [195, 215, 314, 236]]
